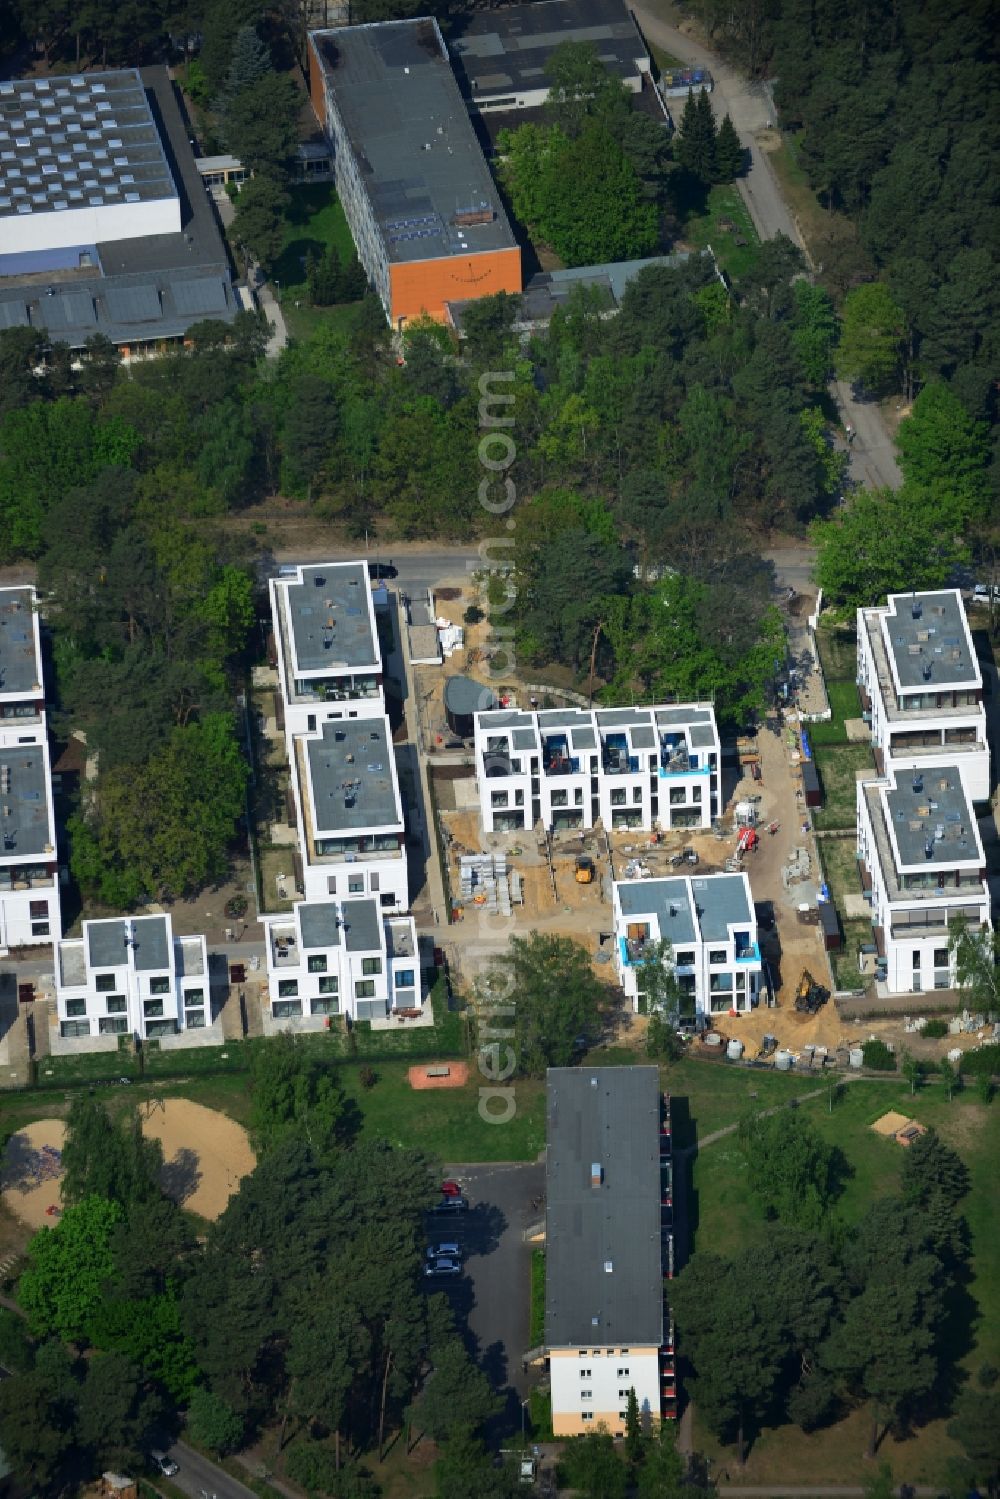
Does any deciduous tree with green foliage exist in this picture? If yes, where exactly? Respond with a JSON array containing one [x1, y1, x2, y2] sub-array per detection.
[[19, 1197, 123, 1344], [187, 1385, 246, 1455], [739, 1108, 846, 1231], [249, 1033, 355, 1160], [812, 486, 966, 616], [897, 383, 991, 529], [479, 932, 609, 1077], [835, 282, 907, 395]]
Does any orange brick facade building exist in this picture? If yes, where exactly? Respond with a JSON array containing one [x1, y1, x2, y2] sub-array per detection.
[[308, 21, 521, 327]]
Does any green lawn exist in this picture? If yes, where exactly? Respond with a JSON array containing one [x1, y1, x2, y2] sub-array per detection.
[[816, 623, 859, 681], [336, 1061, 546, 1163], [281, 297, 367, 344], [689, 1076, 1000, 1482], [271, 183, 356, 299], [808, 679, 861, 746], [812, 743, 874, 830], [679, 183, 760, 279]]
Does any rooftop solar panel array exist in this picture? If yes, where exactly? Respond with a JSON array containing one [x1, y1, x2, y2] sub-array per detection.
[[0, 70, 176, 219]]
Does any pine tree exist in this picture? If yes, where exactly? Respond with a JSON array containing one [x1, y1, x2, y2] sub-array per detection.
[[675, 88, 717, 185], [224, 25, 272, 98], [714, 113, 744, 181], [624, 1388, 643, 1465]]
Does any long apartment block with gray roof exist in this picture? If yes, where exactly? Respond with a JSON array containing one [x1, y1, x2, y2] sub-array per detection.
[[545, 1066, 666, 1436], [261, 896, 422, 1027], [473, 701, 719, 835], [857, 589, 988, 804], [612, 872, 762, 1017], [269, 562, 385, 743], [55, 912, 209, 1043], [0, 67, 237, 352], [448, 0, 651, 112], [856, 762, 990, 995], [289, 714, 408, 913], [308, 19, 521, 324], [0, 586, 45, 744]]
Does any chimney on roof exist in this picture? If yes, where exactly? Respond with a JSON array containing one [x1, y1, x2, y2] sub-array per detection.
[[911, 595, 922, 619]]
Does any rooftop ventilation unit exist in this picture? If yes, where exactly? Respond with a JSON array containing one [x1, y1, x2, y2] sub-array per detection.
[[591, 1162, 603, 1188]]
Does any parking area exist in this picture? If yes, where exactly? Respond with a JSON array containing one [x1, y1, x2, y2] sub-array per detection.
[[423, 1160, 544, 1402]]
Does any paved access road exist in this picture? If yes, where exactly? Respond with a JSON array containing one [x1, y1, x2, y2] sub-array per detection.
[[268, 547, 483, 601], [631, 2, 902, 493], [428, 1161, 545, 1402], [630, 1, 797, 249], [165, 1441, 259, 1499]]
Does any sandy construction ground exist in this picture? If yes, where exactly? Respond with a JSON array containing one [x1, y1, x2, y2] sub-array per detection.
[[140, 1099, 255, 1219], [2, 1100, 255, 1229], [1, 1120, 67, 1231]]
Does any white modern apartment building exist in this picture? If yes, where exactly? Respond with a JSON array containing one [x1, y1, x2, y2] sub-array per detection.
[[856, 764, 991, 995], [261, 897, 422, 1025], [289, 714, 408, 913], [269, 562, 385, 743], [0, 587, 45, 747], [546, 1066, 666, 1437], [612, 872, 762, 1017], [55, 914, 209, 1041], [0, 739, 61, 951], [857, 590, 989, 805], [0, 588, 61, 952], [473, 703, 720, 835]]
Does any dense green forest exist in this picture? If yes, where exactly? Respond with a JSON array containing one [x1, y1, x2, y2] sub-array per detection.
[[0, 1056, 517, 1498], [679, 0, 999, 431]]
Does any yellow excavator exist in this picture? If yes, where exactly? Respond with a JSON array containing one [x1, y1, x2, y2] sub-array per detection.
[[575, 854, 595, 884]]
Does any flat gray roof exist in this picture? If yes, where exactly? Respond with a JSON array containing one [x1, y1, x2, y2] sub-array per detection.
[[882, 591, 978, 691], [449, 0, 646, 99], [0, 69, 175, 222], [690, 873, 752, 940], [885, 766, 980, 867], [175, 936, 204, 977], [689, 723, 716, 748], [481, 710, 533, 730], [545, 1066, 663, 1348], [618, 873, 752, 944], [86, 919, 128, 969], [0, 589, 41, 696], [285, 563, 378, 674], [307, 718, 401, 833], [654, 706, 713, 727], [311, 20, 518, 265], [618, 877, 696, 946], [299, 901, 341, 950], [57, 940, 87, 987], [0, 745, 52, 859], [131, 915, 169, 970], [343, 896, 382, 951]]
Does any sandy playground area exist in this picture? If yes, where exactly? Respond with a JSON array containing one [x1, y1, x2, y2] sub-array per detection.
[[2, 1099, 256, 1229], [408, 1061, 470, 1090]]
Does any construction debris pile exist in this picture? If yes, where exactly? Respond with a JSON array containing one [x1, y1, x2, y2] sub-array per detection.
[[458, 853, 521, 917], [781, 847, 811, 888]]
